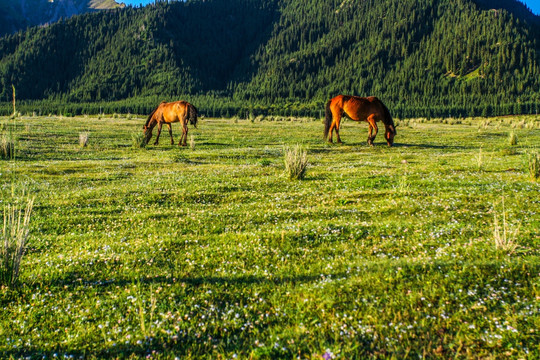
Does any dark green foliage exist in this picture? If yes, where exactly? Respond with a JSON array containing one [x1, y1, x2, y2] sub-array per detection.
[[0, 0, 539, 117]]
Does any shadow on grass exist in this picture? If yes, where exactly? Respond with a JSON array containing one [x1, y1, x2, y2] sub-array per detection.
[[4, 270, 372, 359], [392, 142, 470, 150], [6, 259, 538, 358], [314, 140, 465, 149]]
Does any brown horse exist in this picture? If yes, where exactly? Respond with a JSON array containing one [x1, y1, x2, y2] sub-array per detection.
[[324, 95, 397, 146], [143, 101, 198, 146]]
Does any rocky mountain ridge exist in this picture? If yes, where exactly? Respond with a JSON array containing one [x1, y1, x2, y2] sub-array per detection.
[[0, 0, 124, 37]]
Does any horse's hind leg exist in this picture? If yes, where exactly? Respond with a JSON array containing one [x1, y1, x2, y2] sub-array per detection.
[[329, 110, 343, 143], [154, 122, 163, 145], [167, 123, 174, 145], [367, 115, 378, 146]]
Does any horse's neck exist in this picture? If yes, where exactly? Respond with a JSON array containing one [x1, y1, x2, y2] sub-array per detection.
[[146, 117, 158, 129]]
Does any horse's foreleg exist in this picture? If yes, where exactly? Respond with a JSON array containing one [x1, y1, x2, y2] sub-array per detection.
[[167, 123, 174, 145], [179, 124, 188, 146], [178, 131, 184, 147], [154, 122, 163, 145], [367, 115, 378, 146]]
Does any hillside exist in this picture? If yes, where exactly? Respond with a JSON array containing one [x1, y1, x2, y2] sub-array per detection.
[[0, 0, 539, 117], [0, 0, 124, 37]]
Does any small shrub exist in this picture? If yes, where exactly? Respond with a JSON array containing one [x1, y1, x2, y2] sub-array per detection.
[[79, 132, 89, 148], [131, 132, 147, 149], [0, 134, 15, 160], [1, 198, 34, 287], [284, 144, 308, 180], [527, 151, 540, 181], [508, 131, 518, 146]]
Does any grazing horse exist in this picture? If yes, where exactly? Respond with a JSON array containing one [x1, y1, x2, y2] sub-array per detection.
[[324, 95, 397, 146], [143, 101, 198, 146]]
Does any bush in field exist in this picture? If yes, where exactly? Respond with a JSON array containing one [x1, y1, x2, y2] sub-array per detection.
[[284, 144, 308, 180], [131, 132, 147, 149], [1, 198, 34, 287]]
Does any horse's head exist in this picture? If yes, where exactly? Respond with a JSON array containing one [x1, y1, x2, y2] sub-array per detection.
[[142, 124, 153, 144], [385, 124, 397, 147]]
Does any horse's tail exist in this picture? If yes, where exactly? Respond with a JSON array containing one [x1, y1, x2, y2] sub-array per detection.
[[380, 100, 395, 134], [323, 98, 333, 140], [187, 103, 198, 128]]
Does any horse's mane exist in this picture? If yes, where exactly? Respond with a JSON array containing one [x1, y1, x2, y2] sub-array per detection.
[[144, 101, 166, 128]]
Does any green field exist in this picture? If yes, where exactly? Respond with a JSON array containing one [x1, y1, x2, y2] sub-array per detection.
[[1, 114, 539, 359]]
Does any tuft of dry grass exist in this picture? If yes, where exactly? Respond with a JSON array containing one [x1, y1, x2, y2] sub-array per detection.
[[79, 132, 89, 148], [0, 134, 15, 160], [189, 135, 196, 150], [132, 132, 147, 149], [1, 198, 34, 287], [492, 198, 520, 254], [284, 144, 308, 180], [475, 147, 492, 171], [508, 131, 518, 146], [527, 151, 540, 182]]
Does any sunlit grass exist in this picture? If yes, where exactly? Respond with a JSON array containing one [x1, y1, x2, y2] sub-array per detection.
[[0, 114, 538, 359]]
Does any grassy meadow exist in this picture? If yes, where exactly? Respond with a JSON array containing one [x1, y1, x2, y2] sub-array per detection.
[[1, 114, 539, 359]]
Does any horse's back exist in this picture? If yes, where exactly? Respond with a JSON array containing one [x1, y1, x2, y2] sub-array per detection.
[[335, 95, 386, 121], [160, 101, 188, 123]]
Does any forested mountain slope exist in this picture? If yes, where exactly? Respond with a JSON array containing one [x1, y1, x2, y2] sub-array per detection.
[[0, 0, 538, 117]]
